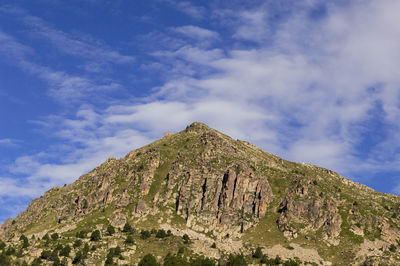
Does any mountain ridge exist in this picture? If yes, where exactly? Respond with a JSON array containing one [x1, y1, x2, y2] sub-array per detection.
[[1, 122, 400, 265]]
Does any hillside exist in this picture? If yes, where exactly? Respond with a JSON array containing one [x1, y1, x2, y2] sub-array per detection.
[[1, 122, 400, 265]]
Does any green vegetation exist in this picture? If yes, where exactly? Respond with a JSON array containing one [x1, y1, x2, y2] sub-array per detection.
[[90, 230, 101, 241], [107, 224, 115, 236], [138, 253, 158, 266]]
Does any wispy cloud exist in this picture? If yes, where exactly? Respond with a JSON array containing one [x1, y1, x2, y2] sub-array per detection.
[[173, 1, 206, 20], [0, 139, 18, 147], [0, 6, 134, 66], [172, 25, 219, 41], [0, 29, 122, 103]]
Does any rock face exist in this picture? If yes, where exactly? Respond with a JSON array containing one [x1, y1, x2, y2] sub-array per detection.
[[2, 122, 400, 265], [173, 164, 272, 236], [277, 179, 342, 240]]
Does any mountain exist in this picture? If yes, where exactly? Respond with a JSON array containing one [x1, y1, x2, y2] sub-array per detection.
[[1, 122, 400, 265]]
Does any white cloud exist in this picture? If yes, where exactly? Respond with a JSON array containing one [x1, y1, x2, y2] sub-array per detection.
[[173, 1, 205, 20], [0, 6, 134, 65], [173, 25, 219, 41], [0, 30, 122, 103], [4, 0, 400, 220], [0, 139, 17, 146], [233, 10, 270, 42]]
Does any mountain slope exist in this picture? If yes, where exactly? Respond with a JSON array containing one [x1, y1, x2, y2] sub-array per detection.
[[1, 122, 400, 265]]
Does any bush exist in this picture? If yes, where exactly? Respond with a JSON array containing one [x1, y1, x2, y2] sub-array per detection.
[[190, 257, 216, 266], [20, 234, 29, 248], [178, 246, 185, 254], [73, 239, 82, 248], [108, 246, 122, 258], [83, 243, 89, 258], [59, 245, 71, 257], [125, 235, 135, 245], [105, 256, 114, 265], [253, 247, 263, 258], [156, 229, 167, 238], [51, 233, 59, 241], [283, 259, 300, 266], [72, 251, 82, 264], [123, 222, 132, 233], [138, 253, 159, 266], [141, 230, 151, 239], [5, 246, 15, 256], [107, 225, 115, 236], [227, 254, 246, 266], [182, 234, 190, 244], [389, 244, 397, 252], [211, 242, 216, 249], [43, 233, 50, 241], [40, 250, 53, 260], [274, 255, 283, 264], [167, 230, 172, 236], [163, 253, 188, 266], [90, 230, 101, 241], [76, 230, 88, 238]]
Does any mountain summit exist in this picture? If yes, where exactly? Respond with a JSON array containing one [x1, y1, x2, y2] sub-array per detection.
[[1, 122, 400, 265]]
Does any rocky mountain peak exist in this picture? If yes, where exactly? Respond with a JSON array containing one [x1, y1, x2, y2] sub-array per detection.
[[1, 123, 400, 265]]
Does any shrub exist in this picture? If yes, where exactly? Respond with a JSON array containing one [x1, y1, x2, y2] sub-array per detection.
[[283, 259, 300, 266], [105, 256, 114, 265], [190, 257, 216, 266], [72, 251, 82, 264], [141, 230, 151, 239], [51, 233, 59, 241], [178, 246, 185, 254], [76, 230, 88, 238], [73, 239, 82, 248], [253, 247, 263, 258], [5, 246, 15, 256], [389, 244, 397, 252], [107, 225, 115, 236], [43, 233, 50, 241], [211, 242, 216, 249], [163, 253, 189, 266], [227, 254, 246, 266], [83, 243, 90, 258], [138, 253, 158, 266], [182, 234, 190, 244], [274, 255, 283, 264], [123, 222, 132, 233], [59, 245, 71, 257], [125, 235, 135, 245], [156, 229, 167, 238], [20, 234, 29, 248], [167, 230, 172, 236], [90, 230, 101, 241], [40, 250, 52, 260]]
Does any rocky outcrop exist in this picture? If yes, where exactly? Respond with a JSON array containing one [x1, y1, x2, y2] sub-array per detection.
[[172, 163, 272, 236], [277, 179, 342, 239], [135, 199, 147, 214]]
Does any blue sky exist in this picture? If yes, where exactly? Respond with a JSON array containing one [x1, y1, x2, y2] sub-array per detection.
[[1, 0, 400, 222]]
